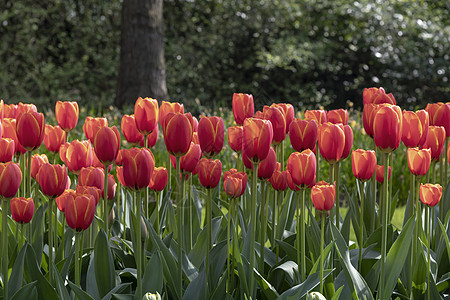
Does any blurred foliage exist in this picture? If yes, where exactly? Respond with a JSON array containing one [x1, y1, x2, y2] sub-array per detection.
[[1, 0, 449, 112]]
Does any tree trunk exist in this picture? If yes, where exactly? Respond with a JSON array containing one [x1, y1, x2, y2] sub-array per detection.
[[115, 0, 168, 107]]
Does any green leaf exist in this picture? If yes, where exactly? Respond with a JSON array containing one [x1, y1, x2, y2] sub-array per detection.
[[101, 283, 132, 300], [182, 264, 206, 300], [277, 269, 333, 300], [31, 204, 45, 266], [330, 222, 374, 300], [142, 252, 163, 295], [254, 268, 279, 299], [330, 285, 344, 300], [53, 264, 71, 299], [94, 229, 115, 298], [10, 281, 38, 300], [438, 219, 450, 263], [67, 280, 95, 300], [8, 243, 26, 297]]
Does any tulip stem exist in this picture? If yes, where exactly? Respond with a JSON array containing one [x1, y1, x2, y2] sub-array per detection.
[[54, 204, 58, 255], [61, 217, 65, 259], [426, 206, 431, 300], [358, 180, 365, 273], [155, 191, 160, 236], [48, 198, 54, 285], [75, 231, 81, 289], [134, 191, 142, 300], [272, 190, 277, 251], [19, 223, 24, 250], [2, 198, 8, 300], [334, 162, 340, 228], [319, 211, 325, 295], [226, 195, 232, 298], [188, 175, 193, 250], [379, 152, 390, 300], [259, 181, 269, 275], [167, 154, 172, 191], [371, 143, 377, 234], [329, 163, 335, 223], [298, 189, 306, 282], [176, 156, 183, 298], [104, 164, 109, 238], [206, 188, 212, 296], [249, 162, 258, 299]]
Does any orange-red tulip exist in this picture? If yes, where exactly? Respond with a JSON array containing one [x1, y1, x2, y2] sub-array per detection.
[[407, 148, 431, 177], [311, 181, 336, 211], [198, 116, 224, 157], [327, 109, 348, 125], [0, 138, 15, 162], [426, 102, 450, 137], [243, 118, 273, 163], [402, 110, 429, 148], [139, 125, 159, 148], [269, 162, 288, 191], [159, 101, 184, 125], [134, 97, 159, 135], [76, 185, 102, 206], [55, 101, 79, 132], [373, 105, 403, 153], [228, 126, 243, 153], [121, 114, 144, 144], [362, 103, 379, 138], [289, 119, 318, 152], [304, 110, 327, 125], [232, 93, 254, 125], [16, 112, 45, 151], [263, 106, 286, 145], [55, 189, 76, 212], [43, 125, 66, 153], [352, 149, 376, 182], [271, 103, 294, 133], [2, 118, 26, 155], [163, 113, 193, 157], [170, 142, 202, 173], [223, 169, 247, 198], [16, 103, 37, 117], [419, 183, 442, 207], [318, 122, 345, 164], [376, 165, 392, 183], [197, 158, 222, 189], [448, 140, 450, 166], [116, 166, 125, 187], [31, 153, 49, 179], [122, 148, 155, 190], [83, 117, 108, 143], [286, 149, 316, 188], [79, 167, 105, 193], [10, 197, 34, 224], [363, 87, 396, 105], [36, 163, 68, 198], [257, 147, 277, 180], [286, 170, 301, 191], [65, 194, 96, 231], [422, 126, 446, 161], [93, 126, 121, 165], [185, 113, 199, 132], [341, 125, 353, 160], [149, 167, 168, 191], [0, 162, 22, 198], [64, 140, 93, 174], [2, 103, 17, 119]]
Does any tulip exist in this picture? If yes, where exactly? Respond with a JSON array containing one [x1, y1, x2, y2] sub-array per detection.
[[43, 125, 66, 153], [76, 185, 101, 206], [197, 158, 222, 189], [2, 103, 17, 119], [36, 163, 68, 198], [198, 116, 224, 157], [65, 194, 96, 231], [107, 174, 116, 200], [289, 119, 318, 152], [83, 117, 108, 143], [223, 169, 247, 197], [149, 167, 168, 191], [269, 163, 288, 191], [327, 109, 348, 125], [0, 162, 22, 198], [363, 87, 396, 105], [185, 113, 199, 132], [31, 154, 49, 179], [170, 142, 202, 174], [341, 125, 353, 160], [59, 142, 69, 163], [271, 103, 294, 133], [263, 106, 286, 145], [375, 165, 392, 183], [122, 148, 154, 190], [426, 102, 450, 137], [257, 147, 277, 179], [422, 126, 446, 161], [93, 126, 121, 165], [228, 126, 243, 153], [362, 103, 380, 138], [134, 97, 159, 135], [10, 197, 34, 224], [254, 110, 264, 119], [79, 166, 104, 191], [243, 118, 273, 163], [407, 148, 431, 177], [64, 140, 93, 174], [373, 105, 403, 153], [56, 189, 76, 212], [223, 171, 247, 198], [0, 138, 15, 162], [286, 149, 316, 188], [318, 122, 345, 164], [159, 101, 184, 125], [16, 103, 37, 117], [311, 181, 336, 211], [419, 183, 442, 207], [139, 125, 158, 148], [163, 113, 193, 157], [116, 166, 125, 187], [55, 101, 79, 132], [121, 114, 144, 144], [16, 112, 45, 151], [402, 110, 429, 148], [352, 149, 376, 181], [304, 110, 327, 124], [232, 93, 254, 125]]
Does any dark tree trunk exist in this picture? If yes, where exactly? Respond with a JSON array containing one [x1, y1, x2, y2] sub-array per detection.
[[115, 0, 168, 107]]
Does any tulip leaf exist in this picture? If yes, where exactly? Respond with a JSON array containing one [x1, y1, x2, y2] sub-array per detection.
[[210, 240, 228, 286], [209, 269, 227, 299], [255, 268, 279, 299], [111, 295, 134, 300], [94, 229, 115, 298], [277, 269, 333, 300], [142, 251, 163, 295], [67, 280, 95, 300], [87, 252, 101, 299], [330, 222, 374, 300], [438, 219, 450, 264], [31, 204, 45, 266], [53, 264, 71, 299], [8, 242, 26, 297], [100, 282, 132, 300], [182, 263, 206, 300], [10, 281, 38, 300]]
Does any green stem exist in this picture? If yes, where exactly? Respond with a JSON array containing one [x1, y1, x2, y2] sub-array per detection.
[[379, 152, 390, 300], [2, 198, 8, 300], [144, 135, 149, 221], [134, 191, 142, 300], [206, 188, 212, 295], [272, 189, 277, 250], [54, 204, 58, 256], [75, 231, 81, 288], [329, 163, 335, 223], [439, 156, 443, 221], [426, 206, 431, 300], [167, 153, 172, 191], [61, 217, 65, 259], [319, 212, 325, 295], [230, 197, 236, 294], [117, 184, 121, 233], [176, 157, 183, 298], [188, 176, 193, 250], [19, 223, 23, 249], [300, 189, 306, 282], [48, 198, 54, 285], [371, 142, 377, 233], [358, 180, 365, 272], [259, 181, 266, 274], [227, 196, 232, 297], [334, 162, 340, 228], [276, 190, 281, 263], [249, 162, 258, 299], [104, 164, 109, 237], [388, 153, 393, 224], [155, 191, 160, 236]]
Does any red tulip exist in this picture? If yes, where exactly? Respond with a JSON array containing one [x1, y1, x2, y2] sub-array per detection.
[[192, 132, 199, 145], [0, 162, 22, 198], [43, 125, 66, 153], [64, 140, 93, 174], [419, 183, 442, 207], [2, 118, 26, 155], [426, 102, 450, 137], [327, 109, 348, 125], [376, 165, 392, 183], [55, 189, 76, 212], [318, 122, 345, 164], [341, 125, 353, 160], [134, 97, 159, 135], [163, 113, 193, 157], [31, 154, 49, 179], [228, 126, 243, 153], [0, 138, 15, 162], [36, 163, 68, 198], [122, 148, 155, 190], [121, 114, 144, 144], [170, 142, 202, 173], [16, 112, 45, 151], [254, 111, 264, 119], [373, 105, 403, 153], [65, 194, 96, 231], [83, 117, 108, 143], [402, 110, 429, 148], [93, 126, 121, 165], [289, 119, 318, 152], [286, 170, 300, 191], [55, 101, 79, 132], [271, 103, 294, 133], [232, 93, 254, 125], [363, 103, 380, 138], [407, 148, 431, 177], [363, 87, 396, 105], [159, 101, 184, 125], [149, 167, 168, 191], [185, 113, 199, 132], [10, 197, 34, 223], [243, 118, 273, 163], [197, 158, 222, 189], [311, 181, 335, 211], [421, 126, 446, 162], [286, 149, 316, 188], [2, 103, 17, 119], [116, 166, 125, 187], [16, 103, 37, 117], [223, 169, 247, 198], [107, 174, 116, 200], [269, 163, 288, 191], [76, 185, 101, 206], [304, 110, 327, 124], [198, 116, 224, 157], [92, 151, 111, 173], [351, 149, 376, 182], [257, 147, 277, 180], [139, 125, 159, 148], [79, 167, 105, 193], [263, 106, 286, 145]]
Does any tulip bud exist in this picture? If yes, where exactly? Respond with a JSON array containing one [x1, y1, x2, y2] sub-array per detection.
[[143, 292, 161, 300], [198, 116, 224, 157], [43, 125, 66, 153], [10, 197, 34, 224], [271, 103, 294, 133], [304, 110, 327, 125], [16, 112, 45, 151], [55, 101, 79, 132], [373, 105, 403, 153], [197, 158, 222, 189], [227, 126, 243, 153], [407, 148, 431, 177], [0, 138, 15, 162], [263, 106, 286, 145], [363, 87, 396, 105], [163, 113, 193, 157], [318, 123, 345, 164], [402, 110, 429, 148], [352, 149, 376, 182], [327, 109, 348, 125], [269, 163, 288, 191], [159, 101, 184, 126], [257, 147, 277, 180], [170, 142, 202, 174], [289, 119, 318, 152], [419, 183, 442, 207], [134, 97, 159, 135], [426, 102, 450, 137], [232, 93, 254, 125], [56, 189, 76, 212], [93, 126, 121, 165], [243, 118, 273, 163], [65, 194, 96, 231], [64, 140, 93, 174], [0, 162, 22, 198], [287, 149, 316, 188], [421, 126, 446, 161], [83, 117, 108, 143], [36, 163, 68, 198], [149, 167, 168, 191], [2, 118, 26, 155], [375, 165, 392, 184], [121, 114, 144, 144], [122, 148, 155, 190], [31, 153, 49, 179], [311, 181, 335, 211]]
